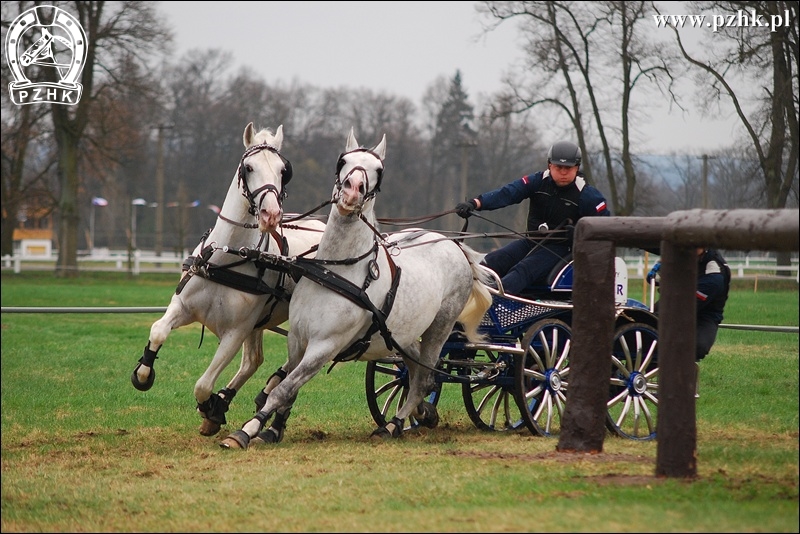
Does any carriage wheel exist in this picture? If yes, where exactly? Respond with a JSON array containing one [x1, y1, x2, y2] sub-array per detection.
[[364, 356, 442, 432], [606, 322, 659, 441], [459, 348, 526, 432], [514, 318, 572, 437]]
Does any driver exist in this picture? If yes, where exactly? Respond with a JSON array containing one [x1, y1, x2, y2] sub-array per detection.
[[454, 141, 611, 296]]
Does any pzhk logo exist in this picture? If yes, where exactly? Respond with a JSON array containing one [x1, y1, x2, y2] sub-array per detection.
[[5, 5, 88, 106]]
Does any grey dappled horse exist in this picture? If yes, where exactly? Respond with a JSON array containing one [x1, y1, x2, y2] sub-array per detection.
[[220, 128, 492, 449], [131, 123, 324, 436]]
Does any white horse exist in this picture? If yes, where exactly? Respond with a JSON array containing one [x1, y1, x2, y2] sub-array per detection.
[[131, 123, 325, 437], [220, 129, 492, 449]]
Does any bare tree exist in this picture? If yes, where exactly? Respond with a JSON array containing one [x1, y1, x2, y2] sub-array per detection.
[[656, 0, 798, 269], [24, 1, 171, 277], [1, 2, 59, 257], [478, 1, 677, 215], [464, 96, 543, 251], [659, 0, 798, 211], [709, 146, 765, 209], [0, 88, 56, 257]]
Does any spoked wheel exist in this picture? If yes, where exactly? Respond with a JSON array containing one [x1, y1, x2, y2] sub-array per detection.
[[458, 348, 525, 432], [606, 322, 659, 441], [515, 318, 572, 437], [365, 356, 442, 432]]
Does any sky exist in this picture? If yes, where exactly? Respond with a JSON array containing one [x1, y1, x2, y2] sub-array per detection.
[[158, 1, 746, 155]]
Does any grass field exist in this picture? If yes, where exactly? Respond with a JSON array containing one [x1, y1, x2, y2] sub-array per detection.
[[1, 272, 797, 532]]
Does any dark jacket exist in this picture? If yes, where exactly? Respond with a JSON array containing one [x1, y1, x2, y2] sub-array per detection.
[[697, 249, 731, 324], [477, 170, 610, 243]]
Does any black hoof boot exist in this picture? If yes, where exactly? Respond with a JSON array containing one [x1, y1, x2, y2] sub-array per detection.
[[131, 343, 160, 391], [371, 417, 404, 439], [416, 401, 440, 429], [251, 408, 290, 446], [130, 363, 155, 391], [252, 426, 284, 445], [197, 388, 236, 436], [219, 429, 250, 450]]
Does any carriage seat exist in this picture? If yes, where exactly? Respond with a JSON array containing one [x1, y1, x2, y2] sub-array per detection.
[[516, 253, 574, 300]]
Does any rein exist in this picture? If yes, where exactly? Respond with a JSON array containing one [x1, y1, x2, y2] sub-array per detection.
[[217, 212, 259, 229], [282, 199, 333, 224]]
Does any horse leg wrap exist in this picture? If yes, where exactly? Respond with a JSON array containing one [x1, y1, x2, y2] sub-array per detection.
[[253, 407, 291, 445], [254, 367, 287, 412], [197, 387, 237, 425], [371, 417, 404, 439], [139, 342, 160, 367]]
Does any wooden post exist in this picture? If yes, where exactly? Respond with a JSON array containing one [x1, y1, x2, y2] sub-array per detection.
[[654, 241, 698, 478], [557, 238, 615, 452]]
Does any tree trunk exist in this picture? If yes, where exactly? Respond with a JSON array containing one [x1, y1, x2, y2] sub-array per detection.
[[55, 129, 81, 278]]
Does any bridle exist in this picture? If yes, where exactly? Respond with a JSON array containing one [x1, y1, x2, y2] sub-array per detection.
[[282, 147, 385, 225], [333, 147, 384, 205], [237, 142, 293, 216]]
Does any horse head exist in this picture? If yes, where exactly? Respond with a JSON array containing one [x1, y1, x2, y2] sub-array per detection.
[[239, 122, 292, 233], [333, 128, 386, 217]]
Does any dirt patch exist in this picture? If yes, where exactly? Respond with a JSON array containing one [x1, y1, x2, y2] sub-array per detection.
[[585, 473, 667, 486], [449, 449, 651, 464]]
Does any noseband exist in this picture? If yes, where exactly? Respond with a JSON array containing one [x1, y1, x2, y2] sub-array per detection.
[[238, 142, 292, 216]]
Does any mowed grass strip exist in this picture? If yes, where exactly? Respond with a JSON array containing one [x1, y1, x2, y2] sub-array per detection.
[[1, 272, 797, 532]]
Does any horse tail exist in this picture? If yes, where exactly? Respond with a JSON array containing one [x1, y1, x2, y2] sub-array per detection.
[[456, 245, 493, 343]]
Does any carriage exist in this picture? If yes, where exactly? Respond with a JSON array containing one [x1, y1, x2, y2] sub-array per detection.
[[133, 124, 659, 448], [364, 254, 661, 442]]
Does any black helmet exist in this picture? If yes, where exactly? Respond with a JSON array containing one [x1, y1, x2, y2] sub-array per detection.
[[547, 141, 581, 167]]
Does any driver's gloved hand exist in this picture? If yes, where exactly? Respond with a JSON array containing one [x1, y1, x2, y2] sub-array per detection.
[[455, 199, 477, 218]]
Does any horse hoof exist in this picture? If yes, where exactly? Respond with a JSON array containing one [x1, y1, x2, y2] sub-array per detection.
[[251, 427, 283, 446], [370, 417, 404, 439], [219, 430, 250, 450], [417, 401, 439, 429], [199, 419, 221, 437], [370, 427, 392, 440], [130, 364, 155, 392]]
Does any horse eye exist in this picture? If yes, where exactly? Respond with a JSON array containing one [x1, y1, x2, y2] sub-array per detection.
[[245, 164, 253, 173]]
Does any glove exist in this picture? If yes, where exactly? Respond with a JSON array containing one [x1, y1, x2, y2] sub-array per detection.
[[455, 199, 477, 218], [646, 262, 661, 284]]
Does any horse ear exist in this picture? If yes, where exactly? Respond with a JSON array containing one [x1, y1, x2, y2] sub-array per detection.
[[274, 125, 284, 150], [243, 122, 255, 148], [373, 134, 387, 160], [345, 127, 358, 152]]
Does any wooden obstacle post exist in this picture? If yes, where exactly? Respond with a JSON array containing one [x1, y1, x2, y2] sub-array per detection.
[[560, 209, 799, 478]]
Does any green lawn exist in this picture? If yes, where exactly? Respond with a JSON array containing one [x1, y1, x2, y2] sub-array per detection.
[[1, 272, 797, 532]]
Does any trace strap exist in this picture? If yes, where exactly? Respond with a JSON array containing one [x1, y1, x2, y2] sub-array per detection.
[[252, 244, 402, 368]]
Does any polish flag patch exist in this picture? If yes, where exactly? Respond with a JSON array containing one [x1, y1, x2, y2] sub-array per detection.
[[696, 291, 708, 301], [521, 176, 530, 184], [595, 201, 607, 213]]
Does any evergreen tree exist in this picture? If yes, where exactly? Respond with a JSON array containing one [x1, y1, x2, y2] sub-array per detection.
[[431, 71, 476, 210]]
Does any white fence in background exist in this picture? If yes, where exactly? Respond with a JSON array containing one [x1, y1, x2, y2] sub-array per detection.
[[2, 250, 185, 275], [2, 250, 799, 281], [623, 254, 799, 281]]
